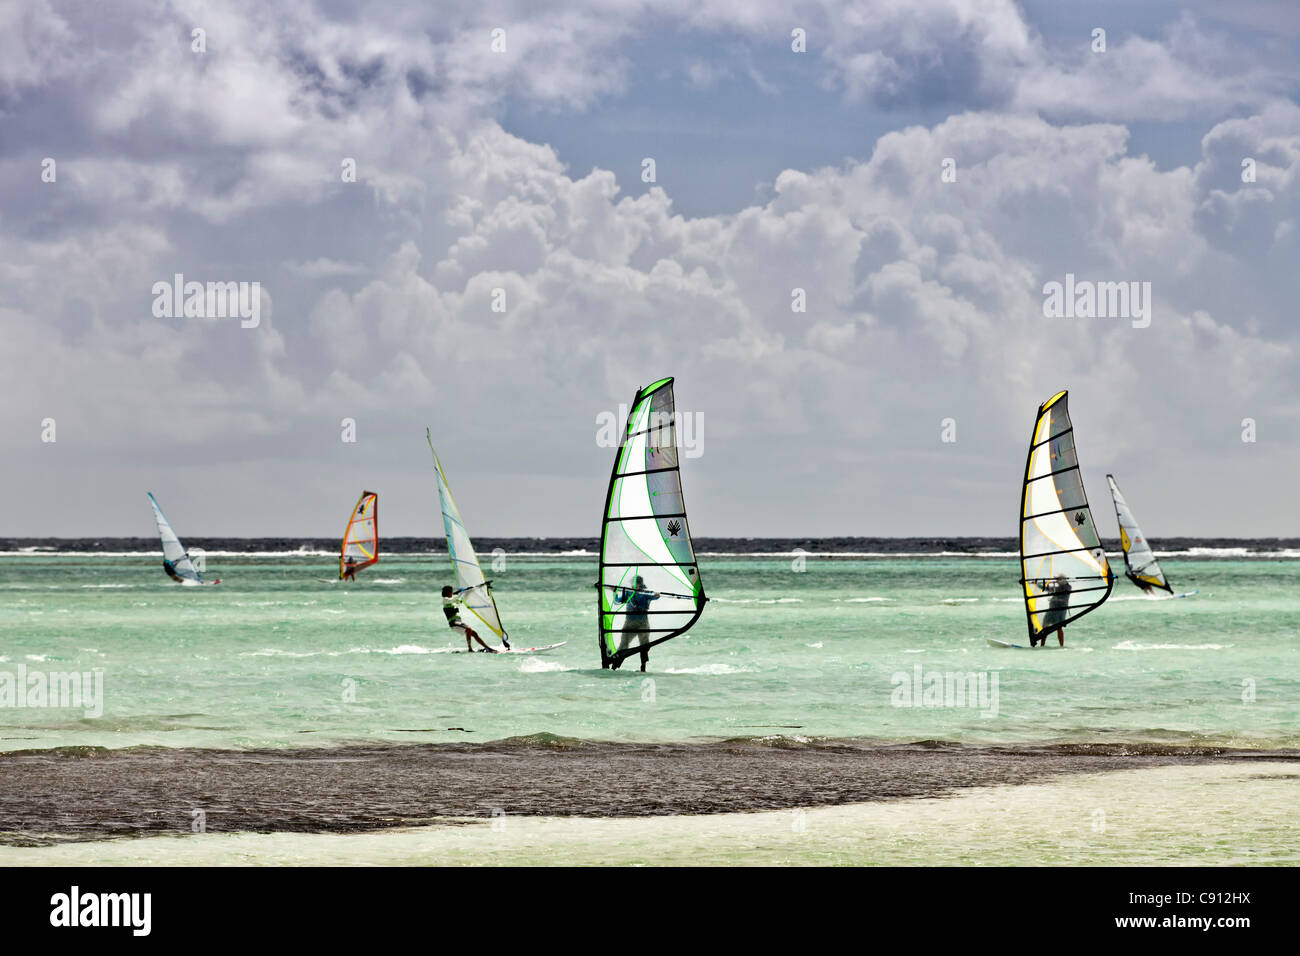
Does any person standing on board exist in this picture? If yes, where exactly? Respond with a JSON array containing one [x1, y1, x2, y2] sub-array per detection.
[[442, 585, 497, 652], [341, 556, 359, 582], [162, 559, 184, 583], [1034, 573, 1072, 647], [611, 575, 659, 671]]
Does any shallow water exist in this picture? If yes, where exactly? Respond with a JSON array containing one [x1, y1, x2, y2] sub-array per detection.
[[2, 553, 1297, 752]]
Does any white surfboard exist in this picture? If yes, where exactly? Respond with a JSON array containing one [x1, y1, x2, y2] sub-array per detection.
[[451, 641, 567, 655], [987, 638, 1064, 649], [1139, 588, 1199, 601]]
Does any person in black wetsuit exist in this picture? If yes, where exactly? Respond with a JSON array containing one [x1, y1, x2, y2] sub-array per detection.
[[1034, 573, 1071, 647], [610, 575, 659, 671], [162, 559, 184, 583], [442, 585, 497, 652]]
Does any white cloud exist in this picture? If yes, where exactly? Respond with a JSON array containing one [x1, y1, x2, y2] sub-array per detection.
[[2, 2, 1298, 534]]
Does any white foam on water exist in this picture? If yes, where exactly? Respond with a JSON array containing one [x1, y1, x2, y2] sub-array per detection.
[[244, 645, 439, 658], [806, 642, 823, 648], [518, 658, 573, 673], [1113, 641, 1232, 651], [661, 663, 749, 675], [840, 597, 892, 603], [371, 578, 406, 584], [712, 597, 803, 604], [243, 649, 321, 658], [941, 598, 980, 604]]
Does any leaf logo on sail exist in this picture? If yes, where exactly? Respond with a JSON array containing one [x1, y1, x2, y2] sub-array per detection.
[[666, 519, 682, 537], [1074, 511, 1086, 526]]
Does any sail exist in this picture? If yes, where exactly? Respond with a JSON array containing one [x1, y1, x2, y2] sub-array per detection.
[[1019, 390, 1114, 640], [147, 492, 202, 584], [426, 430, 507, 642], [1106, 474, 1172, 593], [598, 377, 706, 667], [340, 491, 379, 578]]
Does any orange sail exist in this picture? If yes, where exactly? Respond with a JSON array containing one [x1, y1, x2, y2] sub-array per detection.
[[340, 491, 379, 579]]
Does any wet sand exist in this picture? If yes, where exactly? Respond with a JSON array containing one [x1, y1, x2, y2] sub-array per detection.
[[2, 736, 1294, 847]]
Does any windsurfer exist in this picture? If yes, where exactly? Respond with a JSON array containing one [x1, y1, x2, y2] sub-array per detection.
[[342, 556, 358, 582], [611, 576, 658, 671], [1035, 573, 1071, 647], [162, 559, 184, 583], [443, 585, 497, 652]]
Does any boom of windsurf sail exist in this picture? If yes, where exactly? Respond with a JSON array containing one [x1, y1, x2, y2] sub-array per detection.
[[426, 430, 508, 644], [146, 492, 204, 585], [1019, 390, 1114, 640], [340, 490, 379, 578], [1106, 474, 1173, 593], [598, 377, 706, 668]]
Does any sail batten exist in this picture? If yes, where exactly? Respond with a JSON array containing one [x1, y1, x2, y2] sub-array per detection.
[[340, 491, 379, 578], [427, 430, 506, 642], [598, 378, 706, 667], [1018, 390, 1113, 640], [1106, 474, 1173, 593], [147, 492, 203, 584]]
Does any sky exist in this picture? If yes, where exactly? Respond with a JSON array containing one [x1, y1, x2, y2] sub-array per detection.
[[2, 0, 1299, 538]]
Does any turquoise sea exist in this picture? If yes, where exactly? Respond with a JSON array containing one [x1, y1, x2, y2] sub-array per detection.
[[2, 545, 1298, 865], [3, 549, 1298, 752]]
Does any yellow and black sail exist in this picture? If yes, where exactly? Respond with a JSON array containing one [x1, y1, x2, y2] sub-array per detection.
[[1106, 474, 1173, 593], [1019, 391, 1114, 640]]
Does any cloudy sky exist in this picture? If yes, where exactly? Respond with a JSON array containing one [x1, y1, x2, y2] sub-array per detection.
[[3, 0, 1299, 538]]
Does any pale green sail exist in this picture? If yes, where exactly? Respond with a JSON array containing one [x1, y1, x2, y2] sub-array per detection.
[[598, 377, 706, 667], [427, 430, 506, 641]]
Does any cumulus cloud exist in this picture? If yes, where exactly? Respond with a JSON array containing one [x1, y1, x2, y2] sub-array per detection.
[[2, 1, 1298, 535]]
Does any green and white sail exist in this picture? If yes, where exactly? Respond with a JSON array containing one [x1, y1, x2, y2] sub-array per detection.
[[1019, 390, 1113, 640], [1106, 474, 1172, 593], [598, 377, 706, 667], [427, 429, 507, 644], [146, 492, 203, 585]]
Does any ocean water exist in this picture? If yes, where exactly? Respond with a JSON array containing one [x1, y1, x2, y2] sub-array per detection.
[[2, 549, 1297, 753], [3, 546, 1298, 862]]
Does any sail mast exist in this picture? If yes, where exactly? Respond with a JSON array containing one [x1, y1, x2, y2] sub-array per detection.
[[1018, 390, 1114, 641], [340, 491, 379, 578], [426, 430, 508, 644], [1106, 474, 1173, 593], [147, 492, 203, 584], [597, 377, 706, 667]]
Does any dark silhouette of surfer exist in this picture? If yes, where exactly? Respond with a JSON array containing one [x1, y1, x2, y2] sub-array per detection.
[[1034, 573, 1071, 647]]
